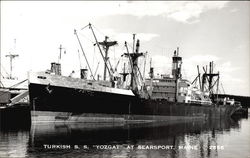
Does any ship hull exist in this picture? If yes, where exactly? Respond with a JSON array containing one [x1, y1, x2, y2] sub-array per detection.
[[29, 83, 134, 114], [28, 72, 237, 123]]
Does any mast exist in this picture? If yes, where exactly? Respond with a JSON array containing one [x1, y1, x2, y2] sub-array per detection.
[[201, 61, 219, 101], [132, 34, 136, 53], [124, 36, 144, 91], [58, 44, 66, 64], [5, 39, 19, 80], [197, 65, 202, 90], [149, 58, 153, 79], [216, 72, 220, 103], [143, 52, 147, 82], [5, 54, 19, 79], [149, 58, 154, 96], [208, 61, 213, 91], [124, 41, 135, 88], [201, 66, 207, 91], [192, 65, 202, 89], [97, 36, 117, 81], [0, 44, 1, 86], [89, 23, 113, 81]]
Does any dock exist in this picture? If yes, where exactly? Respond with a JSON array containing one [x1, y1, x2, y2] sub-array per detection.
[[0, 88, 30, 129]]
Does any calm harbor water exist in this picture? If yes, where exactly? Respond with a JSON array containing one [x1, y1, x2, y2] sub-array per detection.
[[0, 111, 249, 158]]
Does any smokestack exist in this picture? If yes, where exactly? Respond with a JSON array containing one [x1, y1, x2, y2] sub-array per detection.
[[51, 62, 61, 75]]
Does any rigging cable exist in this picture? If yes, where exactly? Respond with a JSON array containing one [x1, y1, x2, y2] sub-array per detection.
[[91, 24, 107, 38], [89, 23, 113, 78], [9, 79, 27, 88], [220, 83, 225, 94], [74, 29, 95, 80], [77, 50, 82, 69], [81, 24, 91, 31], [78, 32, 95, 45], [92, 24, 120, 72], [1, 65, 10, 78]]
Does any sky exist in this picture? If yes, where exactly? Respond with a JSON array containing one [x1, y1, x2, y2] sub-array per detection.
[[1, 1, 249, 96]]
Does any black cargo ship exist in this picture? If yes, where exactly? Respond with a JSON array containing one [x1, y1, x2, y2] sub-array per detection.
[[28, 24, 240, 123]]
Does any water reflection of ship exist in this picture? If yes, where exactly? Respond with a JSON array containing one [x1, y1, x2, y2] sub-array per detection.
[[28, 23, 242, 123], [0, 129, 30, 158], [27, 118, 240, 157]]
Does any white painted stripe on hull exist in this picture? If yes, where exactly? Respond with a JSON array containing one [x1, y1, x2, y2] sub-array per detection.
[[28, 71, 135, 96], [31, 111, 125, 123], [31, 111, 205, 123]]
